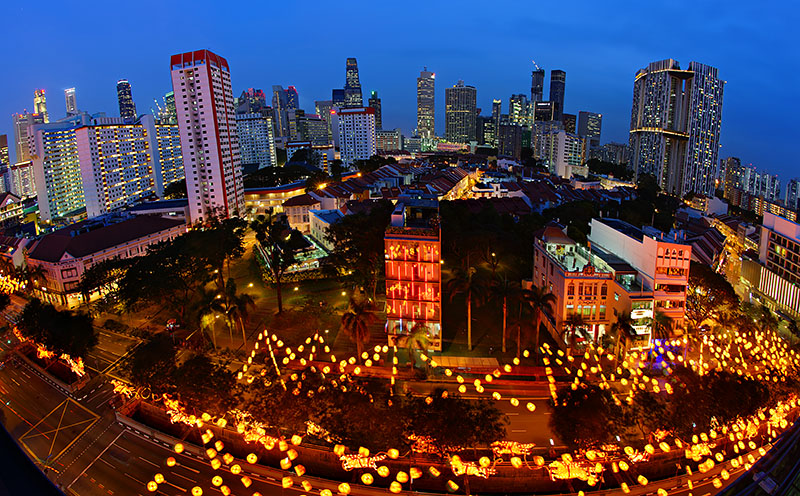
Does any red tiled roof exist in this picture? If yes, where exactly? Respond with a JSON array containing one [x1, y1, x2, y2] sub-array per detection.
[[282, 193, 321, 207]]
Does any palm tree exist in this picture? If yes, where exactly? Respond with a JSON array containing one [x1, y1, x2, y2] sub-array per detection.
[[492, 274, 520, 353], [563, 312, 587, 355], [520, 285, 556, 358], [340, 297, 377, 359], [194, 289, 220, 349], [652, 311, 673, 341], [609, 309, 635, 366], [445, 266, 488, 351], [215, 279, 256, 346], [250, 213, 295, 314], [405, 322, 431, 368]]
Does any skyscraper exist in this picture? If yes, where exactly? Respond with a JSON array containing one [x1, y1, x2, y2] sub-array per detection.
[[64, 88, 77, 116], [272, 85, 290, 138], [531, 68, 545, 103], [0, 135, 8, 166], [416, 68, 435, 140], [332, 88, 346, 109], [786, 178, 800, 211], [34, 89, 49, 123], [629, 59, 725, 196], [170, 49, 244, 222], [508, 94, 529, 126], [12, 112, 45, 163], [116, 79, 137, 120], [237, 88, 267, 114], [562, 113, 576, 134], [549, 70, 566, 120], [368, 91, 382, 130], [344, 58, 363, 107], [445, 80, 477, 144], [577, 111, 602, 148], [236, 110, 277, 169], [159, 91, 178, 124], [286, 86, 299, 110]]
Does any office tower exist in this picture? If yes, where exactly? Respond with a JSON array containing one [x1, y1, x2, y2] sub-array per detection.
[[497, 124, 522, 159], [577, 111, 602, 148], [535, 129, 586, 178], [332, 88, 346, 108], [237, 88, 267, 113], [9, 161, 35, 199], [476, 116, 495, 147], [722, 157, 743, 200], [531, 68, 545, 103], [444, 80, 477, 143], [0, 135, 7, 166], [12, 112, 46, 163], [236, 110, 277, 169], [376, 129, 403, 151], [75, 117, 157, 218], [344, 58, 363, 107], [509, 94, 529, 126], [286, 86, 299, 110], [116, 79, 137, 120], [315, 100, 335, 143], [532, 101, 557, 123], [272, 85, 290, 138], [786, 179, 800, 211], [156, 91, 178, 125], [549, 70, 566, 120], [34, 89, 49, 123], [629, 59, 724, 196], [416, 68, 435, 140], [64, 88, 77, 116], [333, 107, 376, 165], [562, 113, 576, 134], [368, 91, 382, 130], [170, 49, 244, 222]]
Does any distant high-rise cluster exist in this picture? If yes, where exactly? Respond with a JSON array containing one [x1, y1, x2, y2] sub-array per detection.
[[629, 59, 724, 196]]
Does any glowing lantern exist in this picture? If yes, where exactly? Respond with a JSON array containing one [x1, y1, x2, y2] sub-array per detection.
[[390, 481, 402, 493], [280, 457, 292, 470], [396, 471, 409, 483], [294, 465, 306, 476], [191, 487, 203, 496], [511, 457, 523, 468], [231, 464, 242, 475], [526, 402, 536, 412], [288, 449, 299, 461], [479, 456, 491, 467], [174, 443, 185, 454], [458, 385, 467, 393], [167, 457, 176, 467], [223, 453, 234, 464], [220, 486, 231, 495], [279, 440, 289, 451], [334, 444, 345, 456], [657, 489, 668, 496], [510, 398, 520, 407], [302, 481, 313, 491], [377, 466, 390, 477], [338, 483, 351, 494], [361, 473, 374, 485], [644, 444, 654, 455], [358, 446, 370, 457], [637, 475, 648, 486], [247, 453, 258, 464], [147, 481, 158, 492], [659, 442, 670, 452], [291, 434, 303, 445], [211, 458, 222, 470], [533, 456, 545, 466], [321, 489, 333, 496], [410, 467, 422, 479], [387, 448, 399, 459], [713, 478, 723, 489], [619, 461, 629, 471], [429, 467, 441, 477], [206, 448, 218, 459], [446, 480, 459, 492], [282, 477, 293, 488], [621, 482, 630, 493], [212, 476, 224, 487], [215, 440, 225, 451], [241, 476, 252, 487]]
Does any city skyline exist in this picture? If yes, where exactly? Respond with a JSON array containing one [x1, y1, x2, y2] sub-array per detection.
[[0, 0, 795, 180]]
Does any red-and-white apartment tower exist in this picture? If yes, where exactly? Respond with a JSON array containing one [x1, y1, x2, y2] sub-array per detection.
[[170, 50, 244, 223], [385, 199, 442, 351]]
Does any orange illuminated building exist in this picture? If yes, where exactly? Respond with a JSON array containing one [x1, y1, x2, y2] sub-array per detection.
[[385, 199, 442, 350]]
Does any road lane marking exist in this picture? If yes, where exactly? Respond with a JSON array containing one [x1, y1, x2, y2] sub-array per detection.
[[67, 430, 124, 488], [99, 458, 115, 468], [166, 480, 187, 492], [511, 429, 527, 432], [139, 456, 159, 468]]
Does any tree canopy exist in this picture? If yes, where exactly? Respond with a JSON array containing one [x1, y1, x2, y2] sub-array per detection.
[[686, 261, 739, 331], [17, 299, 97, 359]]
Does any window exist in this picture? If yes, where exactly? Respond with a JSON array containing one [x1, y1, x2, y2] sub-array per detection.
[[567, 283, 574, 296]]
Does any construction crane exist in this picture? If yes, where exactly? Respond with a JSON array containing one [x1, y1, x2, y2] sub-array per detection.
[[532, 60, 541, 71]]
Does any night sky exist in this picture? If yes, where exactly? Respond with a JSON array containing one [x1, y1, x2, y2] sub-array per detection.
[[2, 0, 796, 181]]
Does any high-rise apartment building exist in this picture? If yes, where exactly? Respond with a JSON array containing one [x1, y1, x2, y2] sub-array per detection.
[[12, 112, 46, 163], [786, 179, 800, 211], [577, 111, 602, 148], [508, 94, 530, 126], [562, 113, 576, 134], [333, 107, 376, 165], [497, 124, 523, 159], [151, 118, 185, 195], [549, 70, 566, 120], [170, 49, 244, 222], [444, 80, 477, 144], [116, 79, 137, 120], [286, 86, 299, 110], [34, 89, 49, 123], [416, 68, 435, 140], [536, 129, 586, 179], [344, 58, 363, 107], [531, 68, 545, 103], [236, 110, 277, 169], [64, 88, 77, 116], [368, 91, 382, 130], [9, 161, 35, 199], [376, 129, 403, 152], [271, 85, 290, 138], [629, 59, 724, 196], [315, 100, 335, 144]]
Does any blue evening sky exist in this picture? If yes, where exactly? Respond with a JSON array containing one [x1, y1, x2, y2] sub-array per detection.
[[1, 0, 796, 180]]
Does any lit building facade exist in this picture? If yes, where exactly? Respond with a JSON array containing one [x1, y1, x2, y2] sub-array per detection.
[[531, 68, 545, 103], [236, 110, 277, 169], [445, 80, 477, 144], [34, 89, 49, 123], [0, 135, 7, 166], [9, 161, 35, 199], [368, 91, 382, 130], [577, 111, 602, 148], [64, 88, 78, 116], [31, 117, 87, 221], [116, 79, 137, 120], [549, 70, 566, 120], [344, 58, 363, 107], [333, 107, 376, 165], [629, 59, 724, 196], [509, 94, 530, 126], [385, 200, 442, 351], [376, 129, 403, 151], [536, 129, 586, 179], [13, 112, 46, 163], [416, 68, 435, 140], [170, 49, 244, 222]]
